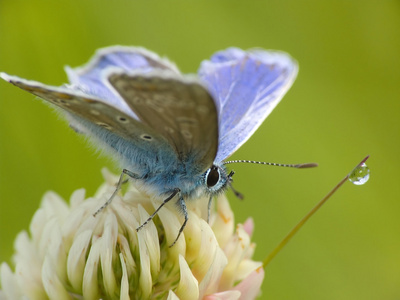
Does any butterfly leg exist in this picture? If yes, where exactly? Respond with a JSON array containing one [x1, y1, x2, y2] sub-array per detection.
[[207, 196, 213, 223], [169, 195, 188, 247], [136, 188, 180, 231], [93, 169, 139, 217]]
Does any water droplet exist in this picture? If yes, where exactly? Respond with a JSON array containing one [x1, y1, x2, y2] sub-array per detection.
[[348, 162, 370, 185]]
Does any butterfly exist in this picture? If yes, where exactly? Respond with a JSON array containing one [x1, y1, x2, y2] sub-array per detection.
[[1, 46, 300, 246]]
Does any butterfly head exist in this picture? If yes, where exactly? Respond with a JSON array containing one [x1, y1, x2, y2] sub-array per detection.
[[203, 163, 238, 198]]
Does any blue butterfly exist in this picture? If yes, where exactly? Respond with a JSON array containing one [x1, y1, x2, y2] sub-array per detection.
[[1, 46, 299, 246]]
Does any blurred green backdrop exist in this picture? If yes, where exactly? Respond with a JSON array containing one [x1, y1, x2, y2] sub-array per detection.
[[0, 1, 399, 299]]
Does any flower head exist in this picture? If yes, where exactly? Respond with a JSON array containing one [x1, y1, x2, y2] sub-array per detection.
[[0, 169, 264, 299]]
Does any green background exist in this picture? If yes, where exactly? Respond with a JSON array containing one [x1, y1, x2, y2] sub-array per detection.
[[0, 1, 399, 299]]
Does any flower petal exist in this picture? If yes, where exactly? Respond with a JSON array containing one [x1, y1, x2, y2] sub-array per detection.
[[1, 263, 21, 299], [167, 290, 180, 300], [220, 224, 261, 290], [175, 255, 199, 300], [190, 215, 221, 282], [198, 247, 227, 298], [42, 256, 71, 300], [100, 214, 119, 297], [14, 231, 45, 298], [82, 242, 102, 299], [212, 196, 234, 248], [184, 209, 207, 264], [233, 267, 265, 300], [118, 234, 137, 280], [119, 253, 130, 300], [242, 218, 254, 236], [154, 199, 186, 260], [203, 290, 241, 300], [67, 229, 92, 292], [69, 188, 86, 209], [47, 219, 68, 285], [137, 205, 157, 299]]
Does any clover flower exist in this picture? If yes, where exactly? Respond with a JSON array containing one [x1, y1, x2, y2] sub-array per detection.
[[0, 169, 264, 299]]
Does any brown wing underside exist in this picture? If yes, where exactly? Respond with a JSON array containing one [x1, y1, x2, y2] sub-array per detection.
[[108, 72, 218, 169]]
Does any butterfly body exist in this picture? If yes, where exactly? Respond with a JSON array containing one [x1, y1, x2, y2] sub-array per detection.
[[66, 118, 216, 203], [1, 46, 298, 245]]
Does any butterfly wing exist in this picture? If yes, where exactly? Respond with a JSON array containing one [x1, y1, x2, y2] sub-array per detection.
[[68, 46, 218, 172], [65, 46, 180, 116], [2, 46, 219, 180], [0, 73, 177, 172], [107, 70, 218, 173], [198, 48, 298, 163]]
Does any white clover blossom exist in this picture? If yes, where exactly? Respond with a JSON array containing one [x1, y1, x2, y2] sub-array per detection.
[[0, 169, 264, 299]]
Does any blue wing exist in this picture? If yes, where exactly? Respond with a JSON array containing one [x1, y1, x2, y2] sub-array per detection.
[[198, 48, 298, 163]]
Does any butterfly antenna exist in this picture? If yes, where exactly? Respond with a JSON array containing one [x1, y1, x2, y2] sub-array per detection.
[[223, 160, 318, 169], [223, 160, 317, 200]]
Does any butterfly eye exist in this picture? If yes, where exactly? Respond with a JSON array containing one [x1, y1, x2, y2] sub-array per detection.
[[206, 166, 220, 187]]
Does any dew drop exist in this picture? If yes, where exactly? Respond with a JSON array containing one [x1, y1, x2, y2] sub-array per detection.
[[348, 162, 370, 185]]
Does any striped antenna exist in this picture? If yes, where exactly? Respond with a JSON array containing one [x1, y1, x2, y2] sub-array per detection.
[[223, 160, 318, 169]]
